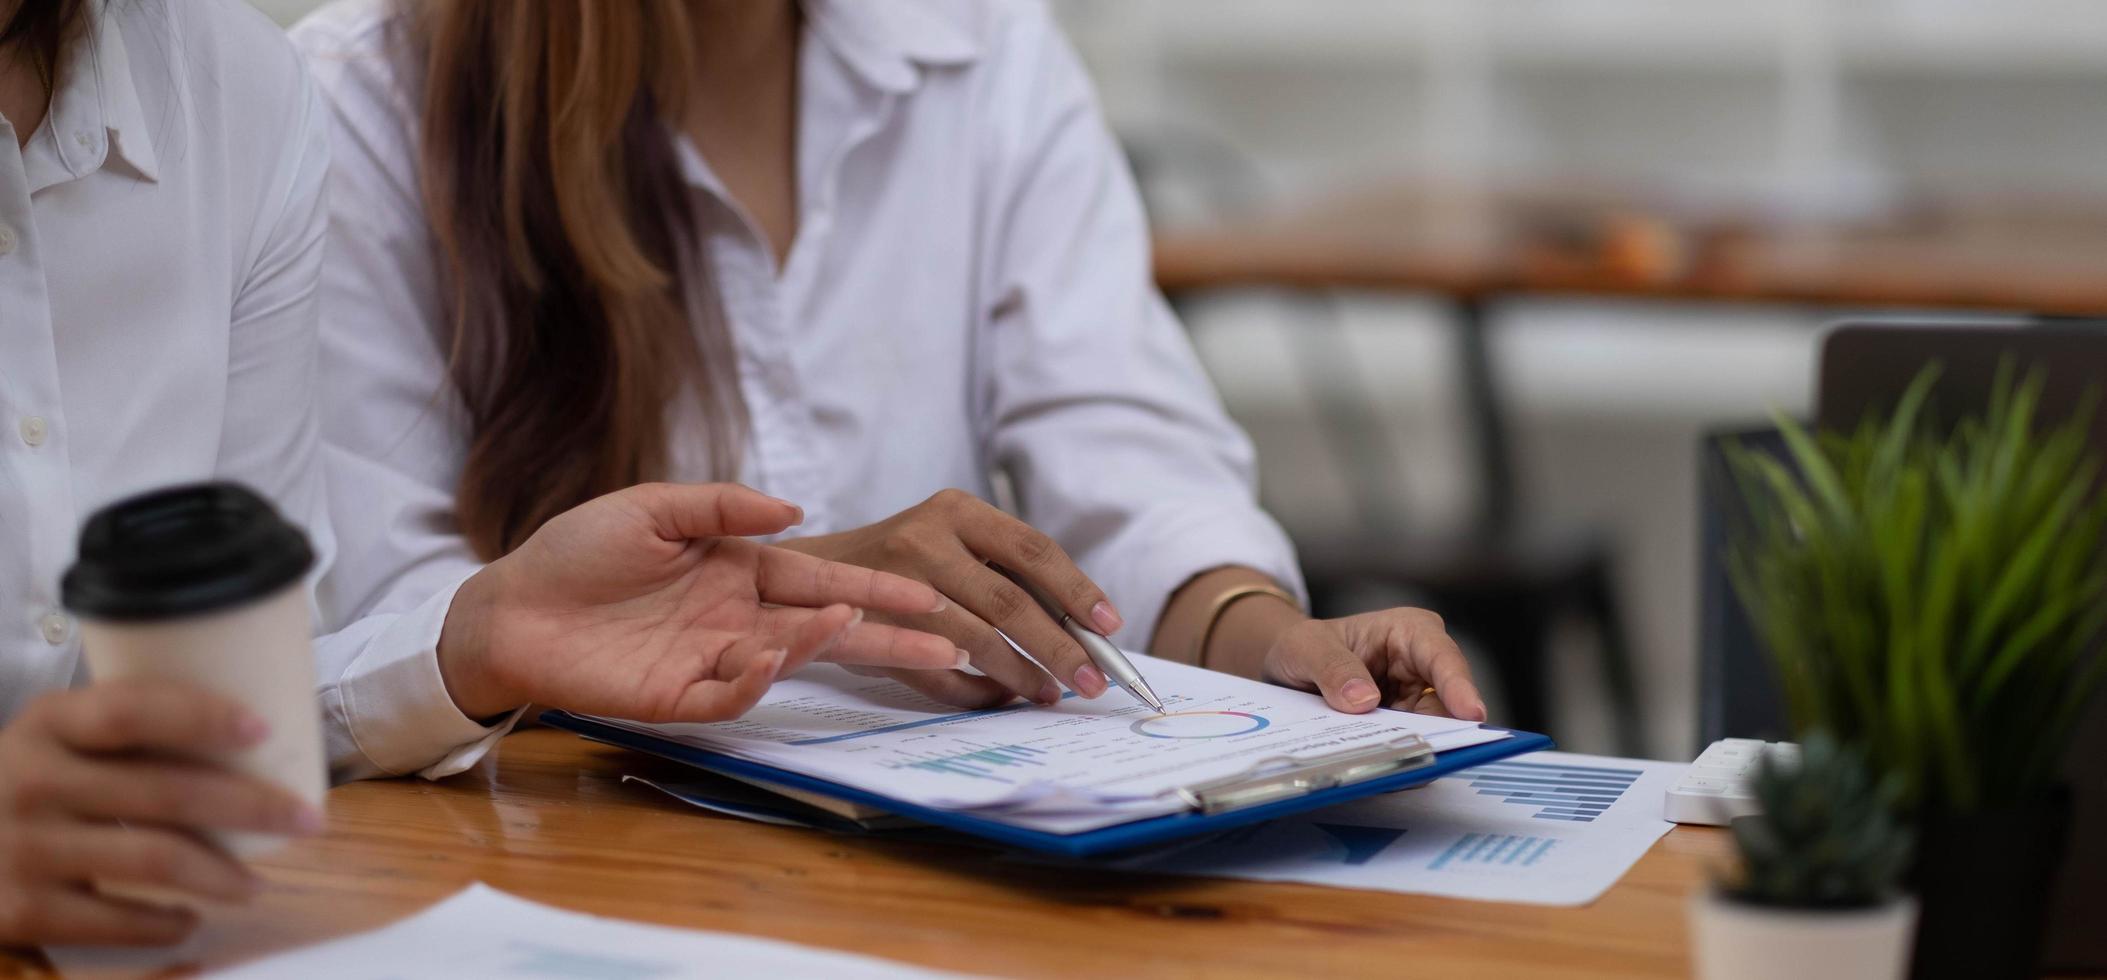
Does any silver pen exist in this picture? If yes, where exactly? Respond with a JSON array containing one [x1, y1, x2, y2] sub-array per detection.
[[1060, 614, 1166, 713]]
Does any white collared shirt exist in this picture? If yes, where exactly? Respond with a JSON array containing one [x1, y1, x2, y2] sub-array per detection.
[[292, 0, 1305, 775], [0, 0, 332, 720], [0, 0, 502, 781]]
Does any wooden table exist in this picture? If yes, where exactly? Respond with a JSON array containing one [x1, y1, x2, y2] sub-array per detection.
[[1152, 185, 2107, 315], [11, 729, 1727, 979]]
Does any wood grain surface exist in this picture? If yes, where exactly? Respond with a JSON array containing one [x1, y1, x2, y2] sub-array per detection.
[[5, 729, 1728, 979]]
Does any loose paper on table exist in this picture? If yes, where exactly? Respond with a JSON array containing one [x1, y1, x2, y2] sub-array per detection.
[[589, 653, 1508, 832], [1084, 750, 1683, 906], [204, 883, 968, 979]]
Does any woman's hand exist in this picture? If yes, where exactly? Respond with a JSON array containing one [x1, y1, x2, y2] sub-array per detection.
[[436, 483, 963, 722], [1261, 609, 1487, 720], [1155, 568, 1486, 721], [777, 489, 1124, 709], [0, 681, 323, 947]]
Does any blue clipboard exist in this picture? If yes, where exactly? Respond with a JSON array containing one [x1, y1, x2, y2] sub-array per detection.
[[542, 709, 1554, 857]]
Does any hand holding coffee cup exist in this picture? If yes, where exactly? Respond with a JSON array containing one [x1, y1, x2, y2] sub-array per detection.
[[59, 482, 330, 859], [0, 483, 327, 946]]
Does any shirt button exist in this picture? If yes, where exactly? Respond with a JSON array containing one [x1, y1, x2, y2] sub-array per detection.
[[73, 130, 97, 150], [40, 612, 68, 646], [18, 416, 47, 447], [0, 223, 15, 257]]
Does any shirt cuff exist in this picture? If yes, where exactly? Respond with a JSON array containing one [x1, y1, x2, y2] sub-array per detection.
[[1097, 500, 1308, 654], [337, 571, 523, 779]]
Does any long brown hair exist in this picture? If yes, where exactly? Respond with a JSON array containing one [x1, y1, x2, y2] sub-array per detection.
[[1, 0, 88, 97], [408, 1, 745, 559]]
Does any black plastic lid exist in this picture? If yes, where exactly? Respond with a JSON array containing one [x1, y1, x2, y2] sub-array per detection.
[[62, 482, 315, 622]]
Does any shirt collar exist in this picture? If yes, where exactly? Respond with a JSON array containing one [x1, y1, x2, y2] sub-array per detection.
[[801, 0, 981, 95], [44, 2, 160, 183]]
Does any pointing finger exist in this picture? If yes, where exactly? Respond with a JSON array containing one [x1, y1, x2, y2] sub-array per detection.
[[817, 621, 966, 672], [754, 547, 946, 615]]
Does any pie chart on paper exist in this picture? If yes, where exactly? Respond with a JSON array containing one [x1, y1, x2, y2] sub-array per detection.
[[1128, 710, 1272, 739]]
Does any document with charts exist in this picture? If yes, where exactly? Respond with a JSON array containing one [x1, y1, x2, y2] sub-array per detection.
[[1086, 751, 1684, 906], [589, 654, 1508, 833]]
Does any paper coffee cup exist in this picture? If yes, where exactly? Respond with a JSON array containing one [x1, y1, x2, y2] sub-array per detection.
[[62, 483, 326, 859]]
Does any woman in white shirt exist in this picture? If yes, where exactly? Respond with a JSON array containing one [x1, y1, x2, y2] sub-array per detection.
[[294, 0, 1487, 744], [0, 0, 956, 946]]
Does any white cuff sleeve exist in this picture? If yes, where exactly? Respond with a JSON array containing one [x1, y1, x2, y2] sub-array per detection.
[[320, 571, 524, 781], [1095, 500, 1308, 654]]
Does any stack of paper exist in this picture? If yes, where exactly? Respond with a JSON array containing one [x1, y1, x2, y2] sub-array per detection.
[[593, 654, 1508, 833]]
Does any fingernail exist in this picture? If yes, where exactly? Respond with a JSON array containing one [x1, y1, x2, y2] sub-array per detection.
[[953, 648, 973, 670], [763, 648, 789, 677], [1090, 601, 1123, 634], [1036, 680, 1062, 705], [772, 498, 805, 525], [293, 804, 326, 835], [841, 608, 865, 634], [1074, 664, 1109, 698], [930, 596, 948, 613], [1342, 679, 1379, 707], [235, 713, 271, 745]]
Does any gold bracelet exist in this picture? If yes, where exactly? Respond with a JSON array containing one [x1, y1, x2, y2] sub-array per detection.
[[1191, 583, 1302, 669]]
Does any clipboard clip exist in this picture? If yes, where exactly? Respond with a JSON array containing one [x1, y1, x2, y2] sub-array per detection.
[[1171, 734, 1436, 815]]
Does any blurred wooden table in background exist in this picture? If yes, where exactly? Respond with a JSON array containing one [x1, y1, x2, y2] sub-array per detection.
[[9, 728, 1728, 979], [1153, 185, 2107, 314]]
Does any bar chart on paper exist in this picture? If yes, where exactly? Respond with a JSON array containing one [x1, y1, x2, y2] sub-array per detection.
[[889, 744, 1048, 781], [1454, 759, 1644, 823], [1428, 833, 1560, 869]]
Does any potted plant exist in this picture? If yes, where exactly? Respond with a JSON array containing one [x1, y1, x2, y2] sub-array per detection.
[[1692, 732, 1917, 980], [1728, 363, 2107, 980]]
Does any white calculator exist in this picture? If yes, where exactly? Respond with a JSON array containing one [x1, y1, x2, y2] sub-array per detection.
[[1664, 738, 1799, 826]]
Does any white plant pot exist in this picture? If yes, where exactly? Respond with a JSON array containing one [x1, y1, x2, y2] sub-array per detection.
[[1689, 889, 1918, 980]]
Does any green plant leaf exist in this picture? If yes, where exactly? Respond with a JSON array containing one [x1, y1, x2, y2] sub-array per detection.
[[1773, 409, 1857, 532], [1974, 579, 2091, 712], [1961, 470, 2091, 670], [1727, 362, 2107, 812]]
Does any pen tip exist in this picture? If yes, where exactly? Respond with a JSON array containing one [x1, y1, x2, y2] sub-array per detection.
[[1124, 676, 1166, 714]]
